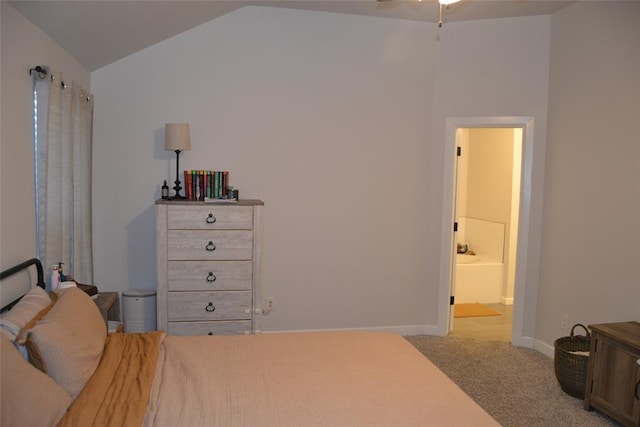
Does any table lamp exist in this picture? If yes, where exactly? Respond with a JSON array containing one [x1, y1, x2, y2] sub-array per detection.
[[165, 123, 191, 199]]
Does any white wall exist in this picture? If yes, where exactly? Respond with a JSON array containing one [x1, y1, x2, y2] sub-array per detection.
[[12, 3, 636, 347], [91, 7, 554, 335], [0, 3, 89, 282], [432, 15, 551, 340], [537, 1, 640, 346], [92, 6, 439, 333]]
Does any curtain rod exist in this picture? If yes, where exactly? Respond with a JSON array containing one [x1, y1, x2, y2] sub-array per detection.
[[29, 65, 67, 89], [29, 65, 92, 102], [29, 65, 49, 78]]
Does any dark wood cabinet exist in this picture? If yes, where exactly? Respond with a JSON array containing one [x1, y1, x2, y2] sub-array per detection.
[[94, 292, 120, 324], [584, 322, 640, 427]]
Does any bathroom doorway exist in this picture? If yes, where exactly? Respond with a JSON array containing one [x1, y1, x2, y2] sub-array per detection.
[[438, 116, 536, 347], [450, 127, 522, 341]]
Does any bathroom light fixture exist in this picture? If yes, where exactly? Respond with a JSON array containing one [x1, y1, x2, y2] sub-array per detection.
[[165, 123, 191, 199]]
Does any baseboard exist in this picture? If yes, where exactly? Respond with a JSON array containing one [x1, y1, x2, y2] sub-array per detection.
[[504, 335, 554, 360], [500, 296, 514, 305], [262, 324, 443, 336], [511, 334, 535, 348], [533, 338, 555, 358]]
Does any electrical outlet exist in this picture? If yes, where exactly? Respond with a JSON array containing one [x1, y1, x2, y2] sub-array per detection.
[[560, 314, 569, 331], [264, 297, 275, 314]]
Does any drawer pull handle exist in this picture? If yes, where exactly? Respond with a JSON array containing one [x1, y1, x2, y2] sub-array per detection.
[[208, 331, 214, 336], [206, 272, 217, 283], [205, 302, 216, 312], [206, 213, 217, 224], [205, 241, 216, 252]]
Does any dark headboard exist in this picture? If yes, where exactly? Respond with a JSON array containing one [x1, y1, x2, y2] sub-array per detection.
[[0, 258, 46, 313]]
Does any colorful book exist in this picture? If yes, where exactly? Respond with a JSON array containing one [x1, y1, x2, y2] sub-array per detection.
[[182, 170, 231, 200]]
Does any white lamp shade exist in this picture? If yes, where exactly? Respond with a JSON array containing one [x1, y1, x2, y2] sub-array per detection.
[[439, 0, 460, 5], [165, 123, 191, 151]]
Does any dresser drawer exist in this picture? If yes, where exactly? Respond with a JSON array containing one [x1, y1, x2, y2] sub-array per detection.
[[168, 320, 252, 336], [168, 205, 253, 230], [168, 291, 252, 321], [167, 230, 253, 260], [168, 261, 252, 291]]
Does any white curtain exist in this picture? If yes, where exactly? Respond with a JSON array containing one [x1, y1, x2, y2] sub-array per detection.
[[34, 71, 94, 284]]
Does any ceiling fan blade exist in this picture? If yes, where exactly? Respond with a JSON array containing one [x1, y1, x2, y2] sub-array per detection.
[[376, 0, 428, 12], [405, 1, 425, 13], [376, 0, 401, 9]]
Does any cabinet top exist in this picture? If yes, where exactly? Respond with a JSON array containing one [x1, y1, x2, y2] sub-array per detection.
[[156, 199, 264, 206], [588, 321, 640, 349]]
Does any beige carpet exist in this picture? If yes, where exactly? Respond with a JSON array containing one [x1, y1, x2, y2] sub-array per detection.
[[454, 303, 501, 318], [405, 335, 617, 427]]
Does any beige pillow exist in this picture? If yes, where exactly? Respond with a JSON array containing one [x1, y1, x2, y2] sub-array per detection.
[[0, 286, 51, 340], [16, 291, 59, 346], [1, 333, 72, 426], [25, 287, 106, 399]]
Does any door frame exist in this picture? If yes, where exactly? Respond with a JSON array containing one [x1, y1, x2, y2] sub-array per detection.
[[438, 116, 536, 347]]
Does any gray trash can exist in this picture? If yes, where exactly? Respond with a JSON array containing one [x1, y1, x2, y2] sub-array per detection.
[[123, 289, 157, 332]]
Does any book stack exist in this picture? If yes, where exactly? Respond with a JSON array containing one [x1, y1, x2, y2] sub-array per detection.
[[184, 170, 234, 201]]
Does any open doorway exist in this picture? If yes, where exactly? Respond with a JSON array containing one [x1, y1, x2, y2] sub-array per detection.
[[438, 116, 536, 347], [450, 127, 522, 341]]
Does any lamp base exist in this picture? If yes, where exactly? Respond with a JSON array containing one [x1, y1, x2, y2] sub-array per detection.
[[170, 149, 187, 200], [170, 180, 186, 200]]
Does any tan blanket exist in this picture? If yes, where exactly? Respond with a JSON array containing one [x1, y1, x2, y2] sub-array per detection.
[[144, 331, 499, 426], [58, 331, 164, 427]]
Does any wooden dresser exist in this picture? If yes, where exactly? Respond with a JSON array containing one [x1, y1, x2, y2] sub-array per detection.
[[584, 321, 640, 427], [155, 199, 264, 335]]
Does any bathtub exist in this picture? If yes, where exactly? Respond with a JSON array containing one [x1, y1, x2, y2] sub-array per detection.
[[455, 254, 504, 304]]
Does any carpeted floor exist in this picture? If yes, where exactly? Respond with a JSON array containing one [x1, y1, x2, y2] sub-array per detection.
[[405, 335, 621, 427]]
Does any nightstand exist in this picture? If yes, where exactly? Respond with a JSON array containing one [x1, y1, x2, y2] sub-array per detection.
[[94, 292, 120, 327]]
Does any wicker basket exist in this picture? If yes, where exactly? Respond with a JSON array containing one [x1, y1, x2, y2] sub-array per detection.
[[554, 323, 591, 399]]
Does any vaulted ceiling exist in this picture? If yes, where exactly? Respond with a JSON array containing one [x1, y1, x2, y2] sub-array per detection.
[[9, 0, 572, 71]]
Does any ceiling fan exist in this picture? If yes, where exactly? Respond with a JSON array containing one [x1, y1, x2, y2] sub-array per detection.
[[377, 0, 461, 27]]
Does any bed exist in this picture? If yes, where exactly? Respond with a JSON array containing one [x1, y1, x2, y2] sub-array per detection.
[[1, 259, 499, 426]]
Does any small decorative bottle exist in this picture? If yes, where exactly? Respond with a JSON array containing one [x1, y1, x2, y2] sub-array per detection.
[[161, 180, 169, 199], [58, 262, 66, 281], [49, 264, 60, 291]]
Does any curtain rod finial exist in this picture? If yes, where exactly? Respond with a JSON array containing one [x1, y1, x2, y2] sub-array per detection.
[[29, 65, 49, 79]]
